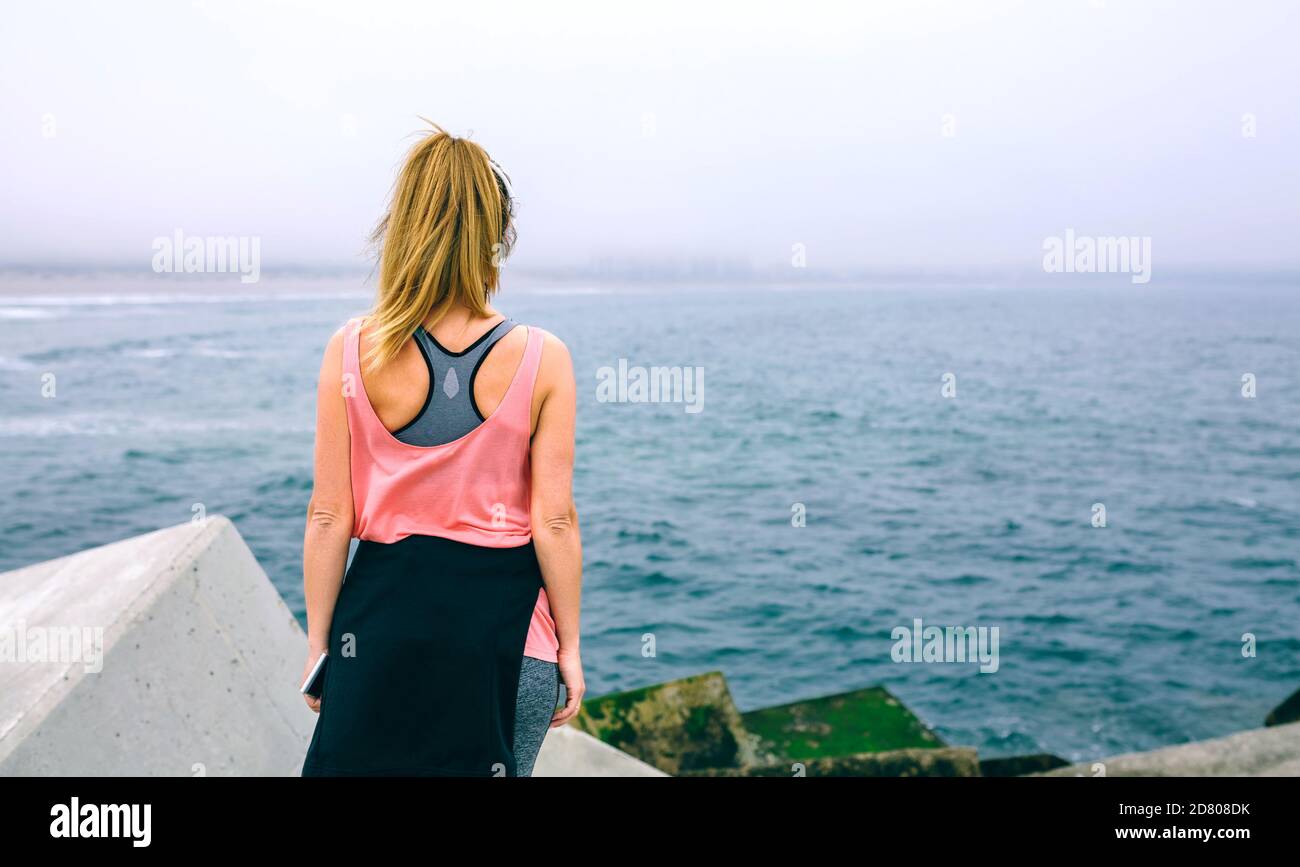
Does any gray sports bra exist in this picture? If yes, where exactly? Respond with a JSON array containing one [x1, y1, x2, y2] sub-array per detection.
[[392, 317, 518, 447]]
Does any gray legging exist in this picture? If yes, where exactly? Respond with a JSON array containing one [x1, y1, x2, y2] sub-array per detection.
[[512, 656, 560, 776]]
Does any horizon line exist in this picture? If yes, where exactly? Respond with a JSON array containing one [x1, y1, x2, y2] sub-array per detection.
[[2, 261, 1298, 283]]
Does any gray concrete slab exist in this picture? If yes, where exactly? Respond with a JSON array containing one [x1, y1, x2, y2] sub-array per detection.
[[0, 517, 316, 775], [1040, 721, 1300, 777]]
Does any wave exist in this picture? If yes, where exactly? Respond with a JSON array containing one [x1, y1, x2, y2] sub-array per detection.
[[0, 291, 367, 307], [49, 345, 248, 361], [1228, 557, 1297, 570], [0, 307, 60, 319], [193, 346, 247, 359], [0, 414, 313, 437], [521, 285, 612, 296]]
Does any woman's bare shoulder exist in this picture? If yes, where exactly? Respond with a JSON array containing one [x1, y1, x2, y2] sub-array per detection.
[[533, 328, 572, 377], [323, 319, 354, 358], [524, 327, 573, 414]]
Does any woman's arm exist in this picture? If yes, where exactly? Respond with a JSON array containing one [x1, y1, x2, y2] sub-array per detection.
[[300, 327, 354, 711], [529, 331, 585, 726]]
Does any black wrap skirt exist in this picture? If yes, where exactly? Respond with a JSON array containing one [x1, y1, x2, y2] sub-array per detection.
[[301, 534, 543, 777]]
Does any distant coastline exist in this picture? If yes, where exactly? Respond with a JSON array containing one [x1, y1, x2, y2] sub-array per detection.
[[1, 263, 1298, 300]]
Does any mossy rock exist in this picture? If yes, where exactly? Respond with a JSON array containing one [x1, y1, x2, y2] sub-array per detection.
[[740, 685, 944, 762], [572, 671, 759, 774], [680, 747, 980, 778]]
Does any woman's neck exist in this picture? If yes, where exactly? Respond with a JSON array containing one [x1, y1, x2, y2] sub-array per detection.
[[425, 304, 502, 341]]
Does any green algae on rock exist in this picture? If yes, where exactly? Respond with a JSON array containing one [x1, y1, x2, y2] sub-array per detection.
[[740, 685, 944, 762], [571, 671, 760, 774]]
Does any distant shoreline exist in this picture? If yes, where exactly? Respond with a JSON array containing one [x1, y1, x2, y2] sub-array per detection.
[[1, 266, 1298, 301]]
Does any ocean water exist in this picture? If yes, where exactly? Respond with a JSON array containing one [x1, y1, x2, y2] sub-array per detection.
[[2, 274, 1298, 762]]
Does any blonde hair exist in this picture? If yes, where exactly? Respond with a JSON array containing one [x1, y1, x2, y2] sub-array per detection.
[[363, 121, 516, 371]]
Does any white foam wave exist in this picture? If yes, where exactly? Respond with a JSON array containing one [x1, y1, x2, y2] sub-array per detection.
[[0, 307, 60, 319], [0, 414, 314, 437], [194, 346, 247, 358], [521, 285, 612, 296], [0, 291, 367, 307], [0, 354, 36, 371]]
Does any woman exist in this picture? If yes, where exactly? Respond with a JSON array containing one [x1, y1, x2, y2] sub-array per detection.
[[299, 124, 584, 776]]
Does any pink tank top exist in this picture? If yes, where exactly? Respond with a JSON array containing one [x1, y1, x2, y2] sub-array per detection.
[[340, 316, 559, 662]]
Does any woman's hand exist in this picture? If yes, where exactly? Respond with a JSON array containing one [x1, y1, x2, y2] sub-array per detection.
[[301, 646, 326, 713], [550, 646, 585, 727]]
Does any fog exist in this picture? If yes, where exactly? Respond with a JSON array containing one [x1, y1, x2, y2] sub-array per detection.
[[1, 0, 1297, 274]]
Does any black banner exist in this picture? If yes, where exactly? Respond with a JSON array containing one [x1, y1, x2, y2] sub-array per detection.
[[5, 775, 1288, 851]]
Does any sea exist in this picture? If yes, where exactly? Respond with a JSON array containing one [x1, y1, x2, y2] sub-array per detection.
[[1, 270, 1297, 762]]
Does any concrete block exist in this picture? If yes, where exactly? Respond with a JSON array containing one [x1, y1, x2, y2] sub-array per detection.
[[1039, 721, 1300, 777], [0, 517, 317, 775], [533, 725, 667, 777]]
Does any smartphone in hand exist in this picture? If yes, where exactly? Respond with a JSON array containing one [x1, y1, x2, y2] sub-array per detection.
[[301, 652, 328, 700]]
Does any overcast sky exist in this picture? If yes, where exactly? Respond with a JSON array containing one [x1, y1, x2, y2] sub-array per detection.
[[1, 0, 1296, 273]]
